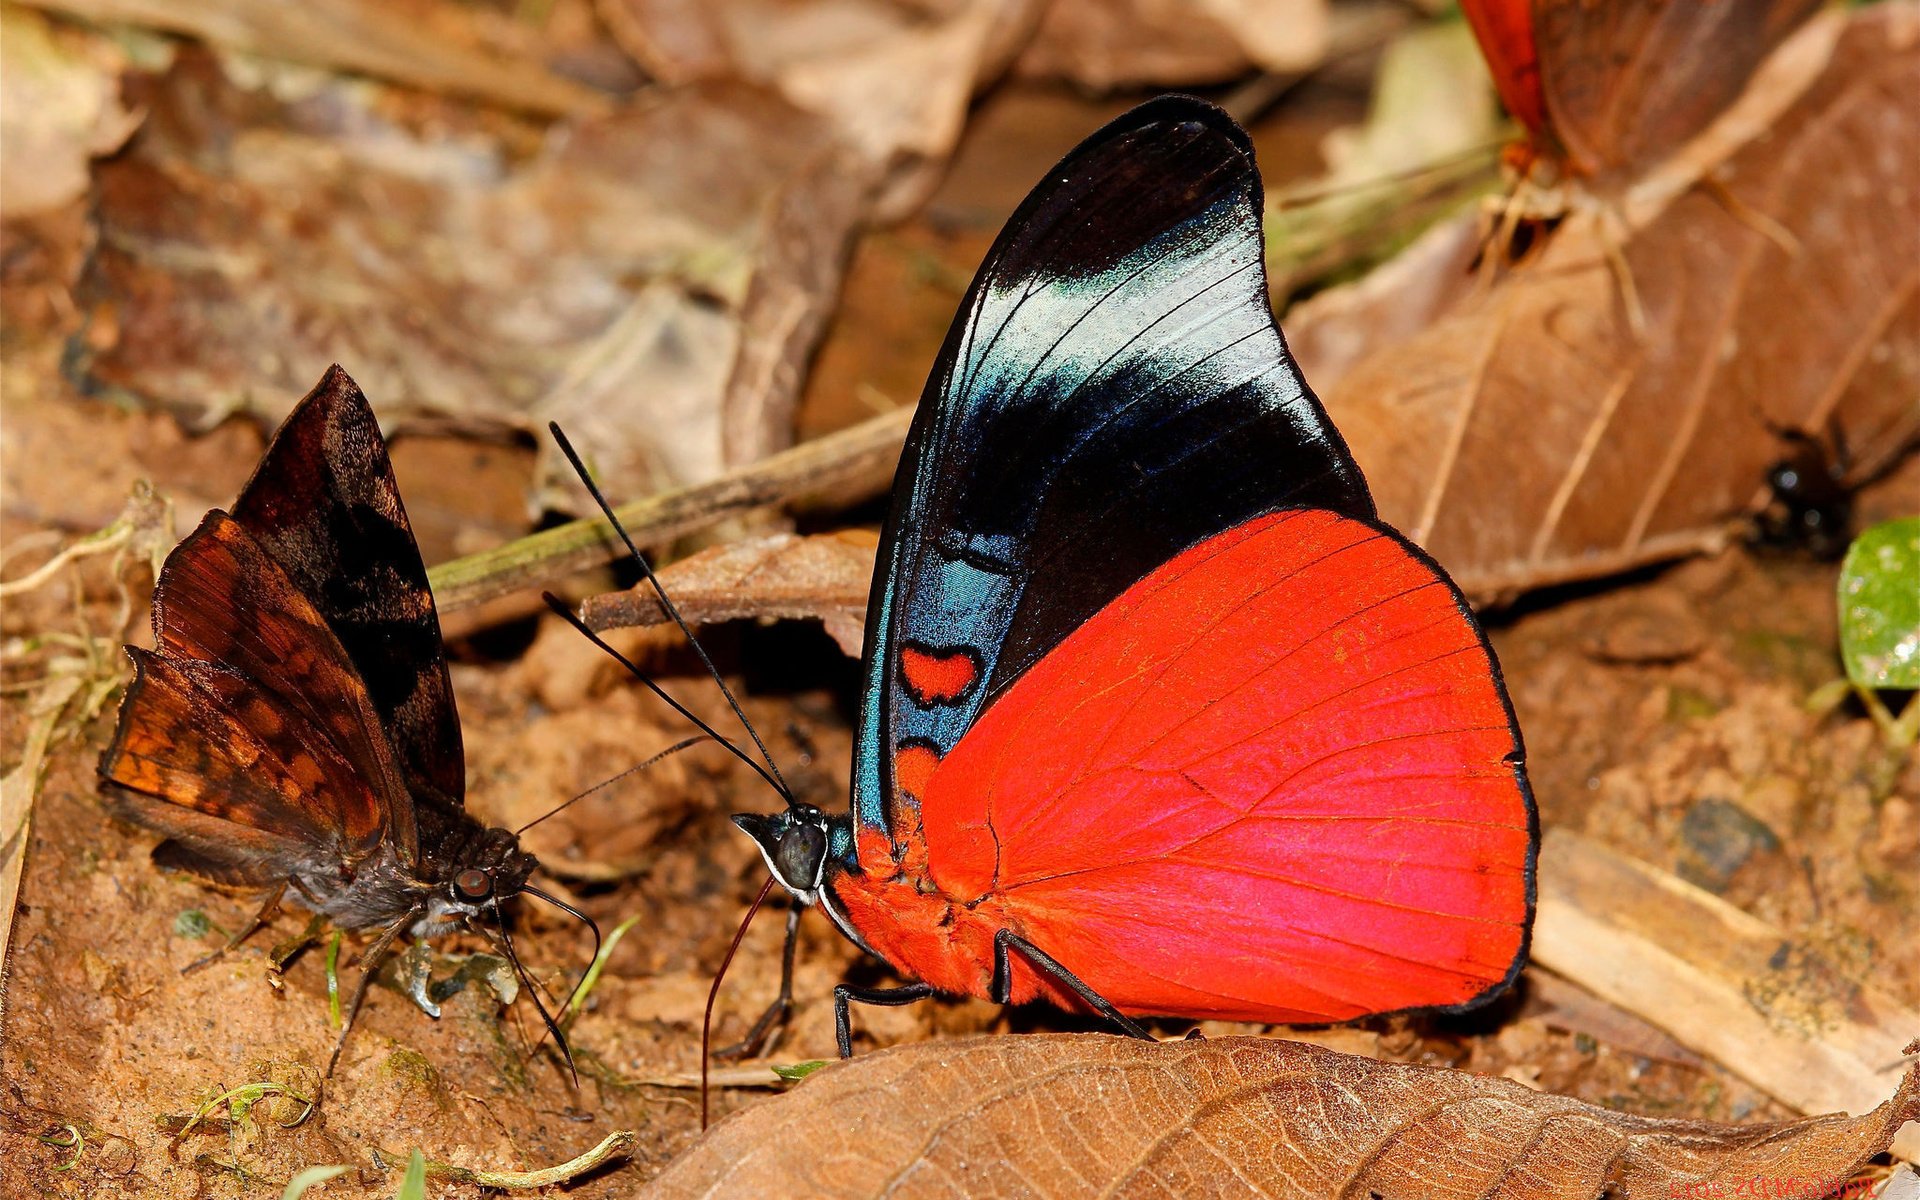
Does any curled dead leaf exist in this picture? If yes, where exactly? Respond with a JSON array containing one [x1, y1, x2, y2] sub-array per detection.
[[647, 1033, 1919, 1199]]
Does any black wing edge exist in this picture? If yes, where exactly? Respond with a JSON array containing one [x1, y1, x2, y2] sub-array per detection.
[[229, 365, 465, 817]]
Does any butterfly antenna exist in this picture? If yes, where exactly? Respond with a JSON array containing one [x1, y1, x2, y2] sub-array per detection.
[[516, 734, 716, 835], [548, 422, 793, 802], [489, 907, 579, 1087], [702, 876, 775, 1131], [541, 594, 792, 804], [521, 884, 603, 1019]]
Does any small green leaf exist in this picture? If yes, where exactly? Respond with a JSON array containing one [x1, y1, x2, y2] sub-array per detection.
[[282, 1165, 351, 1199], [567, 912, 643, 1023], [395, 1150, 427, 1200], [1838, 518, 1920, 689], [174, 909, 211, 939], [771, 1060, 828, 1082], [325, 931, 344, 1028]]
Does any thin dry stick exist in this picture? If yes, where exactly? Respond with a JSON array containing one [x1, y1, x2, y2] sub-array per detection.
[[427, 406, 912, 614]]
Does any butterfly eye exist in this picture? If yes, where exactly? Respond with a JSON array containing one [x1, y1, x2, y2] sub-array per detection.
[[455, 868, 492, 900]]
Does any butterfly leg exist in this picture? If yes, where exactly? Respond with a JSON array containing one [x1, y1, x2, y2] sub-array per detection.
[[833, 981, 936, 1059], [326, 911, 417, 1077], [182, 879, 290, 974], [990, 929, 1150, 1041], [718, 905, 801, 1059]]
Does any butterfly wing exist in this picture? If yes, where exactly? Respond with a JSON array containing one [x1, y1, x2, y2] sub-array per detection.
[[1533, 0, 1824, 176], [101, 645, 392, 872], [100, 368, 453, 873], [854, 97, 1371, 858], [913, 509, 1534, 1022], [230, 365, 464, 816], [1459, 0, 1552, 152]]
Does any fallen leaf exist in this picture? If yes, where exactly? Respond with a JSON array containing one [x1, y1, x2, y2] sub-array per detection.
[[596, 0, 1041, 217], [21, 0, 613, 117], [1015, 0, 1327, 90], [0, 7, 141, 217], [644, 1033, 1919, 1199], [70, 53, 872, 509], [583, 530, 878, 657], [1290, 4, 1920, 600]]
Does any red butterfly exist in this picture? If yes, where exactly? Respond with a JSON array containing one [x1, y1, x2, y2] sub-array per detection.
[[557, 99, 1538, 1107]]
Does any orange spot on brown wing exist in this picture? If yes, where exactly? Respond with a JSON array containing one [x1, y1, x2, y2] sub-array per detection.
[[148, 511, 404, 855], [900, 646, 980, 706], [101, 648, 380, 849]]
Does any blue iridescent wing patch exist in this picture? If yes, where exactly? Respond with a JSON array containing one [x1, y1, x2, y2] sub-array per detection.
[[851, 97, 1374, 852]]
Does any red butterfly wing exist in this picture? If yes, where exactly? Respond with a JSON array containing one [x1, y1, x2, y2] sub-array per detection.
[[915, 509, 1534, 1022], [1459, 0, 1552, 152]]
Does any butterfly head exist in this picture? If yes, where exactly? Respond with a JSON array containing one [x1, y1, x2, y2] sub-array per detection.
[[732, 806, 846, 904], [435, 826, 537, 922]]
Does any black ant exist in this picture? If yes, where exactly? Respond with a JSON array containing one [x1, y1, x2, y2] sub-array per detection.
[[1752, 424, 1855, 562]]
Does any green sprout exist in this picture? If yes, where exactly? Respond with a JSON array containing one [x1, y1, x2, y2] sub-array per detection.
[[37, 1124, 84, 1171], [771, 1060, 828, 1082], [564, 911, 643, 1026], [170, 1080, 317, 1146]]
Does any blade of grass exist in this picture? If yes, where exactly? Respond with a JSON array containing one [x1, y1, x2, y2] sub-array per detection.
[[283, 1165, 351, 1199], [395, 1150, 426, 1200], [563, 912, 641, 1026]]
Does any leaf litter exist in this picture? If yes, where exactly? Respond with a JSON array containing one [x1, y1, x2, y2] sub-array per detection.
[[71, 47, 873, 513], [3, 0, 1919, 1196]]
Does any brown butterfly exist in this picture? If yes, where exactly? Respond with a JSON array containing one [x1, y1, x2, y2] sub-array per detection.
[[97, 365, 593, 1075]]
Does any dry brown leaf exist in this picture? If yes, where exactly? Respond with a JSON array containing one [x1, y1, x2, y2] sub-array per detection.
[[1016, 0, 1327, 90], [583, 530, 878, 656], [645, 1033, 1919, 1199], [0, 7, 141, 217], [597, 0, 1042, 217], [1288, 5, 1920, 600], [70, 54, 871, 509], [22, 0, 612, 117]]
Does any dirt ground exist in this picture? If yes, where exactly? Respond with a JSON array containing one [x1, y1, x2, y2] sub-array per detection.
[[3, 84, 1917, 1198]]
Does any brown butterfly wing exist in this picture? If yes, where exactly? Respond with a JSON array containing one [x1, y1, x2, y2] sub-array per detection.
[[101, 648, 386, 868], [228, 365, 464, 818], [144, 510, 414, 858], [1534, 0, 1825, 176]]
